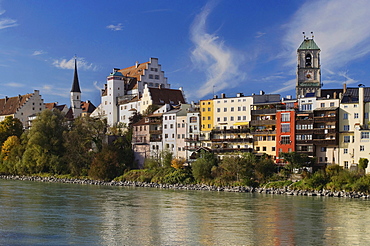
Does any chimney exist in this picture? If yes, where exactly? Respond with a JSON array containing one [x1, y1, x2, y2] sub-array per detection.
[[343, 83, 347, 93], [221, 93, 226, 98], [286, 95, 292, 99], [260, 90, 265, 95], [213, 95, 218, 99], [135, 61, 139, 68], [158, 84, 162, 89], [333, 92, 337, 99]]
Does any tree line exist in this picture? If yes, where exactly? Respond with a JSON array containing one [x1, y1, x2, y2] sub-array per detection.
[[0, 110, 135, 181]]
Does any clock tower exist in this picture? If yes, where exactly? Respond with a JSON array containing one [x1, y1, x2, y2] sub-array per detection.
[[296, 32, 321, 98]]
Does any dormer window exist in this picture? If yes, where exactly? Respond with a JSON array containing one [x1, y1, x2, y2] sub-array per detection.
[[305, 54, 312, 67]]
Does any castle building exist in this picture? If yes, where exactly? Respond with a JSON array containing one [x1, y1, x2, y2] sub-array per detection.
[[296, 33, 322, 98]]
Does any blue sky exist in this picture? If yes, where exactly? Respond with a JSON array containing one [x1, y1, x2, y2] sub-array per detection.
[[1, 0, 370, 107]]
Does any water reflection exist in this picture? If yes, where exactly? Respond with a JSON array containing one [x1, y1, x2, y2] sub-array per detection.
[[1, 180, 370, 245]]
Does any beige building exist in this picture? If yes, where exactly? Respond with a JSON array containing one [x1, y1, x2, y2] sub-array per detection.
[[339, 86, 370, 172]]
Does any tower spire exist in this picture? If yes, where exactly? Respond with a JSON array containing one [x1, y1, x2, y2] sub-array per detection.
[[71, 57, 81, 93]]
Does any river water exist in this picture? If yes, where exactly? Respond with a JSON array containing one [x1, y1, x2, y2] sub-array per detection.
[[1, 180, 370, 245]]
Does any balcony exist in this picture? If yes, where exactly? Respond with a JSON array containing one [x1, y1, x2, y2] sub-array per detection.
[[251, 108, 277, 115], [312, 139, 337, 145], [211, 138, 253, 143], [148, 119, 162, 125], [149, 130, 162, 135], [313, 116, 337, 122], [184, 146, 200, 151], [313, 128, 337, 134], [185, 137, 200, 142], [212, 148, 254, 153], [251, 130, 276, 135], [211, 128, 250, 134], [250, 119, 276, 126], [150, 137, 162, 142]]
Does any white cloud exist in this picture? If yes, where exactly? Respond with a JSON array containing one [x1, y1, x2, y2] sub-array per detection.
[[93, 81, 102, 91], [270, 78, 296, 94], [190, 1, 246, 98], [41, 85, 69, 98], [32, 50, 45, 56], [0, 17, 17, 29], [255, 32, 266, 38], [106, 23, 123, 31], [5, 82, 23, 87], [282, 0, 370, 69], [53, 57, 98, 71]]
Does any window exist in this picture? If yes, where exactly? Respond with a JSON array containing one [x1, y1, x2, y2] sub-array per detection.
[[217, 117, 220, 122], [170, 124, 173, 129], [344, 148, 348, 154], [281, 136, 291, 144], [344, 136, 350, 143], [165, 134, 168, 138], [344, 125, 350, 131], [344, 161, 349, 169], [155, 75, 159, 79], [164, 125, 167, 129], [208, 108, 211, 111], [238, 107, 241, 111], [182, 134, 185, 139], [301, 104, 312, 111], [272, 147, 275, 151], [224, 108, 227, 112], [361, 132, 370, 139], [237, 116, 241, 121], [360, 145, 365, 151], [177, 134, 180, 139], [330, 102, 334, 107], [217, 108, 220, 112], [321, 147, 326, 152], [343, 113, 348, 119], [281, 113, 290, 122], [305, 54, 312, 67], [208, 116, 211, 120], [320, 103, 325, 107], [354, 105, 358, 108], [365, 113, 369, 119], [190, 117, 197, 123], [149, 74, 153, 79], [231, 107, 234, 112], [262, 146, 267, 151], [281, 123, 290, 133], [256, 147, 260, 151], [243, 116, 246, 120], [230, 116, 234, 121], [242, 106, 246, 111], [354, 113, 359, 119], [223, 117, 227, 121], [208, 124, 211, 128]]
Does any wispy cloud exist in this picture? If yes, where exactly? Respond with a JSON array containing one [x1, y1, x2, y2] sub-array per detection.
[[271, 79, 296, 94], [255, 32, 266, 38], [282, 0, 370, 73], [106, 23, 123, 31], [32, 50, 45, 56], [190, 1, 246, 98], [41, 85, 69, 98], [53, 57, 98, 71], [93, 81, 102, 91], [0, 6, 18, 29], [5, 82, 23, 87]]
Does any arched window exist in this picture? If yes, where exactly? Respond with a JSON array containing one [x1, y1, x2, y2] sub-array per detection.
[[305, 54, 312, 67]]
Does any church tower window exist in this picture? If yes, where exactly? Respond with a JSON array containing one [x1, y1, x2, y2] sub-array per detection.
[[305, 54, 312, 67]]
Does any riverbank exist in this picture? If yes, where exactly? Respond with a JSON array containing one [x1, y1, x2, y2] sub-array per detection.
[[1, 175, 370, 199]]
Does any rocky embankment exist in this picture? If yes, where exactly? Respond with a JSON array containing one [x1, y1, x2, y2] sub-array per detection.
[[1, 175, 369, 199]]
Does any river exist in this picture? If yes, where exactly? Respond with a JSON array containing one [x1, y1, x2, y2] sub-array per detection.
[[1, 179, 370, 245]]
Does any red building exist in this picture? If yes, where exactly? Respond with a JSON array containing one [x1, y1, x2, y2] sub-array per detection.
[[276, 109, 296, 164]]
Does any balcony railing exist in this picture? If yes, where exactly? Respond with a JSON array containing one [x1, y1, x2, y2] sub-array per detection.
[[251, 130, 276, 135], [313, 128, 337, 134], [211, 138, 253, 143], [250, 119, 276, 126], [211, 148, 254, 153], [150, 137, 162, 142], [251, 108, 277, 115], [185, 138, 200, 142], [312, 139, 337, 145], [149, 130, 162, 134], [313, 116, 337, 122], [211, 128, 250, 134]]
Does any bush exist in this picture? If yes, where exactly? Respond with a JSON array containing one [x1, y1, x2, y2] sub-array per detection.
[[264, 180, 293, 189]]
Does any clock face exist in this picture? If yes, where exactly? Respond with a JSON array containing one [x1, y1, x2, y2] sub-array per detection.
[[304, 70, 313, 80]]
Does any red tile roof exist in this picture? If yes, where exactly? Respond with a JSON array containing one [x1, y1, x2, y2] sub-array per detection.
[[81, 101, 96, 113], [118, 62, 149, 81], [149, 87, 185, 105], [0, 93, 33, 116]]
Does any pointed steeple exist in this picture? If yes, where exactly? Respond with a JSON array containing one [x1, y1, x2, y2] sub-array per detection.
[[71, 58, 81, 93]]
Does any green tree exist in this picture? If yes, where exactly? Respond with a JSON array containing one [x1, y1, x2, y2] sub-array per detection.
[[160, 149, 173, 168], [280, 152, 313, 172], [88, 145, 121, 181], [0, 135, 23, 174], [0, 116, 23, 148], [191, 151, 218, 183], [22, 110, 67, 174], [255, 158, 276, 184], [359, 158, 369, 175]]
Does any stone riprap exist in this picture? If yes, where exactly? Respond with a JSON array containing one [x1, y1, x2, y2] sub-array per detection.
[[1, 175, 369, 199]]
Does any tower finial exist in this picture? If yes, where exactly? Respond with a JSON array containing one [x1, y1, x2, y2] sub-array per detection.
[[311, 31, 314, 39], [303, 32, 306, 39]]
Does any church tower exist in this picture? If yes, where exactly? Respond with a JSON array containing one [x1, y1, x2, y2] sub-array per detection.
[[70, 58, 82, 117], [296, 32, 321, 98]]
